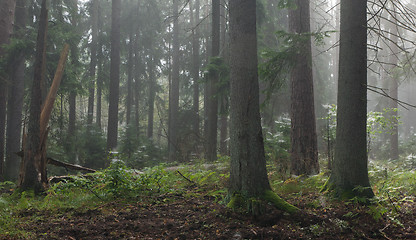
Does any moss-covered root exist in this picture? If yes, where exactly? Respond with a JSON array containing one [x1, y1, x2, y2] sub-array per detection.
[[226, 191, 299, 214], [262, 190, 299, 214]]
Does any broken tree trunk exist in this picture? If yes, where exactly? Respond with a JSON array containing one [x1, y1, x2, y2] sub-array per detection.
[[18, 2, 70, 192]]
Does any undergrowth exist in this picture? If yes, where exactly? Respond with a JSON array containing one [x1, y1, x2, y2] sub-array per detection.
[[0, 158, 414, 239]]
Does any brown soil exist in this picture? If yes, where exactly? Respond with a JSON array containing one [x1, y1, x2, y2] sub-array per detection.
[[9, 190, 416, 240]]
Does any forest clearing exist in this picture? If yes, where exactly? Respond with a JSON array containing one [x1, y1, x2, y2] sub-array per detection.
[[1, 0, 416, 239]]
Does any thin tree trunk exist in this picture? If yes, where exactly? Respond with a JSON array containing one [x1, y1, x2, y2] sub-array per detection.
[[168, 0, 180, 161], [289, 0, 319, 176], [190, 0, 200, 135], [147, 55, 156, 139], [0, 0, 17, 180], [5, 0, 27, 181], [107, 0, 121, 151], [126, 32, 134, 125], [388, 9, 399, 160], [205, 0, 220, 162], [87, 0, 98, 126], [96, 1, 103, 129]]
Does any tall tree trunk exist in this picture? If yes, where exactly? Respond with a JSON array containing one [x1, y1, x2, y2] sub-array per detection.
[[219, 0, 228, 156], [205, 0, 220, 162], [67, 0, 79, 164], [228, 0, 269, 198], [0, 0, 17, 180], [289, 0, 319, 176], [388, 9, 399, 160], [147, 55, 156, 139], [328, 0, 374, 198], [5, 0, 26, 181], [107, 0, 121, 151], [190, 0, 200, 135], [227, 0, 297, 214], [95, 0, 103, 129], [126, 32, 134, 126], [168, 0, 180, 161], [18, 0, 47, 192], [87, 0, 98, 126]]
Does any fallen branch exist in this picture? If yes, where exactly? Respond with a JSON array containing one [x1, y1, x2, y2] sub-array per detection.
[[176, 170, 196, 185], [47, 157, 96, 173]]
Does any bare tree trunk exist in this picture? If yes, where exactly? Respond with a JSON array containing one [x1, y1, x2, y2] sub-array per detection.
[[168, 0, 180, 161], [87, 0, 98, 126], [0, 0, 17, 180], [147, 55, 156, 139], [96, 1, 103, 129], [388, 8, 399, 160], [5, 0, 26, 181], [126, 31, 134, 126], [190, 0, 200, 135], [289, 0, 319, 175], [19, 0, 47, 192], [107, 0, 121, 151], [205, 0, 220, 162], [328, 0, 374, 198]]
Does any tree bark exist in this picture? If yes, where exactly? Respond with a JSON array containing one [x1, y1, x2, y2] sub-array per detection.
[[87, 0, 98, 126], [289, 0, 319, 176], [0, 0, 17, 180], [126, 32, 134, 126], [328, 0, 374, 198], [147, 55, 156, 139], [205, 0, 220, 162], [5, 0, 24, 181], [107, 0, 121, 151], [168, 0, 180, 161], [228, 0, 270, 197], [190, 0, 200, 135], [95, 0, 103, 129], [18, 0, 47, 192]]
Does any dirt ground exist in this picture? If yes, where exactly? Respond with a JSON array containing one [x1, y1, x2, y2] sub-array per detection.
[[9, 190, 416, 240]]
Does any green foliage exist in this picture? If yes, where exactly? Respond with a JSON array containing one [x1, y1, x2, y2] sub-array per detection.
[[277, 0, 297, 9], [259, 30, 333, 103], [264, 116, 291, 179], [78, 125, 107, 169]]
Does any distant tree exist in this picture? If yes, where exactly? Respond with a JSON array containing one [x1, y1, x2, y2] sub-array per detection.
[[107, 0, 121, 151], [288, 0, 319, 175], [87, 0, 98, 126], [168, 0, 180, 161], [325, 0, 374, 198], [0, 0, 17, 180], [190, 0, 201, 135], [5, 0, 25, 181], [227, 0, 297, 215], [205, 0, 220, 162]]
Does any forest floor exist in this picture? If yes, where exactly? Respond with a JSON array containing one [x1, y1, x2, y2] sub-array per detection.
[[1, 160, 416, 239], [6, 186, 415, 239]]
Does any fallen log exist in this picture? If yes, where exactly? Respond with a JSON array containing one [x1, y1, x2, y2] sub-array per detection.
[[16, 151, 96, 173]]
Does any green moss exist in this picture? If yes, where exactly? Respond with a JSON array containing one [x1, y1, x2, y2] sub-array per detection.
[[262, 190, 299, 214], [226, 193, 244, 210], [227, 190, 299, 214]]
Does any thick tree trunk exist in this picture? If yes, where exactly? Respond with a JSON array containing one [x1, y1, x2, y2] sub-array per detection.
[[205, 0, 220, 162], [18, 0, 47, 192], [228, 0, 270, 197], [227, 0, 297, 215], [329, 0, 374, 198], [168, 0, 180, 161], [289, 0, 319, 176], [107, 0, 121, 151], [0, 0, 17, 180], [5, 0, 26, 181], [87, 0, 98, 126]]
